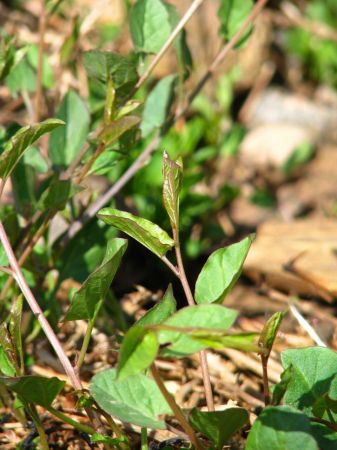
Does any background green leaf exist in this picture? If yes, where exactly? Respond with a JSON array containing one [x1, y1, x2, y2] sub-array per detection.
[[218, 0, 254, 45]]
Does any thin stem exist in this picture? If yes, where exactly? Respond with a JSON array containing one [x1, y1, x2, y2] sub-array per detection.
[[27, 403, 49, 450], [0, 214, 52, 302], [310, 417, 337, 433], [141, 428, 148, 450], [150, 363, 203, 450], [47, 406, 95, 435], [35, 0, 46, 122], [172, 228, 214, 412], [0, 220, 105, 433], [129, 0, 205, 97], [261, 355, 271, 405], [76, 319, 95, 372], [76, 141, 105, 184], [161, 255, 179, 278]]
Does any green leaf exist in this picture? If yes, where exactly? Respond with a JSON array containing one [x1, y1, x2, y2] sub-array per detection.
[[137, 284, 176, 327], [90, 368, 172, 429], [141, 74, 177, 138], [0, 346, 16, 377], [158, 304, 238, 357], [281, 347, 337, 418], [9, 296, 23, 375], [259, 311, 286, 358], [246, 405, 319, 450], [64, 238, 127, 321], [0, 375, 65, 408], [218, 0, 254, 46], [117, 326, 158, 380], [48, 90, 90, 168], [115, 100, 142, 119], [191, 331, 260, 353], [189, 407, 248, 449], [195, 235, 254, 304], [38, 178, 71, 212], [162, 151, 183, 229], [97, 208, 174, 258], [0, 33, 16, 81], [310, 422, 337, 450], [0, 323, 19, 375], [130, 0, 174, 54], [282, 142, 314, 175], [99, 115, 140, 147], [0, 119, 64, 180], [83, 51, 138, 101]]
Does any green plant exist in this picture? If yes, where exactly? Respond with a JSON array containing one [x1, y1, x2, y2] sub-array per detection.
[[1, 0, 337, 449]]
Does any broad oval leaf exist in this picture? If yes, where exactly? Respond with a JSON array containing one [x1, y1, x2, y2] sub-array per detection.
[[0, 119, 64, 180], [137, 284, 176, 327], [281, 347, 337, 417], [48, 90, 90, 168], [130, 0, 174, 54], [97, 208, 174, 258], [158, 304, 238, 358], [90, 368, 172, 429], [245, 405, 319, 450], [189, 407, 248, 449], [63, 238, 127, 321], [141, 74, 177, 138], [195, 235, 254, 304], [0, 375, 65, 408], [117, 326, 158, 380], [99, 115, 140, 147]]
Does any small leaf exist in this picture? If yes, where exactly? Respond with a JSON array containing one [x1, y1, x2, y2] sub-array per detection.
[[90, 368, 172, 429], [0, 346, 16, 376], [259, 311, 286, 358], [130, 0, 174, 54], [9, 295, 23, 374], [64, 238, 127, 321], [137, 284, 176, 327], [0, 119, 64, 180], [245, 405, 319, 450], [99, 115, 140, 147], [141, 74, 177, 138], [117, 326, 158, 380], [162, 151, 183, 229], [281, 347, 337, 418], [0, 323, 19, 375], [191, 331, 260, 353], [195, 235, 254, 304], [115, 100, 142, 119], [158, 304, 237, 358], [0, 34, 16, 81], [38, 178, 71, 212], [48, 90, 90, 168], [218, 0, 254, 46], [0, 375, 65, 408], [189, 407, 248, 449], [98, 208, 174, 258]]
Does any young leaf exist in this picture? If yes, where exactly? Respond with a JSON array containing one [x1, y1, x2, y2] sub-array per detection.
[[245, 405, 319, 450], [0, 376, 65, 408], [0, 119, 64, 180], [115, 100, 142, 120], [281, 347, 337, 417], [0, 323, 19, 375], [137, 284, 176, 327], [158, 304, 238, 357], [141, 74, 177, 138], [9, 295, 23, 374], [97, 208, 174, 258], [90, 368, 172, 429], [63, 238, 127, 321], [130, 0, 174, 54], [162, 151, 183, 230], [99, 115, 140, 147], [0, 347, 16, 376], [117, 326, 158, 380], [218, 0, 254, 46], [259, 311, 286, 358], [195, 235, 254, 304], [83, 51, 138, 101], [48, 90, 90, 168], [189, 407, 249, 449], [191, 331, 260, 353]]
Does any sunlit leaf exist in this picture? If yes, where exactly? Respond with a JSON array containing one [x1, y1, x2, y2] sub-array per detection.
[[162, 151, 183, 230]]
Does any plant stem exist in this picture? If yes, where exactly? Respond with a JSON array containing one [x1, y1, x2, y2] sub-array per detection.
[[161, 255, 180, 277], [27, 403, 49, 450], [76, 319, 95, 372], [35, 0, 46, 122], [47, 406, 95, 434], [0, 220, 105, 434], [261, 355, 271, 405], [76, 141, 105, 183], [140, 428, 148, 450], [150, 363, 203, 450], [129, 0, 205, 97], [310, 417, 337, 433], [172, 228, 214, 412]]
